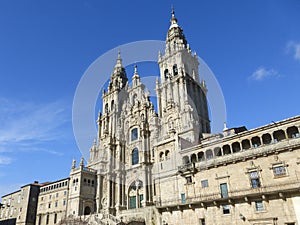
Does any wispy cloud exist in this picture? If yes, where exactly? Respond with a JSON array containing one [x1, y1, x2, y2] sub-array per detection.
[[249, 67, 280, 81], [286, 41, 300, 62], [0, 156, 12, 165], [0, 98, 70, 154]]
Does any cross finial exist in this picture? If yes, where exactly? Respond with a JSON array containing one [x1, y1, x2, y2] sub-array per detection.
[[170, 5, 177, 25], [134, 64, 138, 75]]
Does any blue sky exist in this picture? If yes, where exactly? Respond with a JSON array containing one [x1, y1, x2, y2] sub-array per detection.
[[0, 0, 300, 198]]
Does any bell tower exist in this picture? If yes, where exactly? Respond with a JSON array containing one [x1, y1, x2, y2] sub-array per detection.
[[156, 9, 210, 143], [99, 51, 128, 140]]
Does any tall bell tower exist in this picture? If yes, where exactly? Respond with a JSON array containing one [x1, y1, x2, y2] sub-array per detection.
[[156, 9, 210, 143]]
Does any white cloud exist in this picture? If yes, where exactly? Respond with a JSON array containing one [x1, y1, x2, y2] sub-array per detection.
[[0, 156, 12, 165], [286, 41, 300, 61], [0, 98, 70, 154], [249, 67, 279, 81]]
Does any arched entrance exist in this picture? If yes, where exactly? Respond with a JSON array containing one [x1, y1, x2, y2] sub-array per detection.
[[84, 206, 91, 215]]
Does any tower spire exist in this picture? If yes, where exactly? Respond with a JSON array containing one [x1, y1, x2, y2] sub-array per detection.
[[166, 7, 187, 49], [170, 5, 177, 26], [108, 51, 128, 92], [115, 50, 122, 69]]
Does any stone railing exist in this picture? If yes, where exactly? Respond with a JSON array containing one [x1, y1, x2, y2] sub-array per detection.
[[156, 180, 300, 208], [228, 179, 300, 198], [178, 163, 195, 173]]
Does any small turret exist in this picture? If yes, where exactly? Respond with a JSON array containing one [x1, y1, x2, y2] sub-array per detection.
[[72, 159, 76, 170], [80, 157, 84, 169], [132, 65, 141, 87]]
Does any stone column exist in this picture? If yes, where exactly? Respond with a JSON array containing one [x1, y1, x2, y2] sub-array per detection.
[[96, 173, 101, 212]]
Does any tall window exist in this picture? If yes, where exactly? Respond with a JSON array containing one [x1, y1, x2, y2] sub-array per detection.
[[131, 128, 138, 141], [220, 183, 228, 198], [54, 213, 57, 224], [38, 215, 41, 225], [250, 171, 261, 188], [132, 148, 139, 165], [129, 196, 136, 209], [181, 193, 186, 204], [139, 194, 144, 208], [46, 215, 49, 225], [105, 103, 109, 114], [159, 152, 164, 162], [164, 69, 169, 79], [173, 64, 178, 75]]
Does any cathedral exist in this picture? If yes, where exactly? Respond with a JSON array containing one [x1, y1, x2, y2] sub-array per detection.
[[1, 10, 300, 225]]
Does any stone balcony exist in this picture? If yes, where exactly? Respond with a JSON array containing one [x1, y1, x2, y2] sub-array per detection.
[[156, 179, 300, 210]]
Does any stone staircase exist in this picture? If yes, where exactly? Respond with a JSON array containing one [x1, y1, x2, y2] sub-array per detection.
[[59, 213, 122, 225], [83, 213, 122, 225]]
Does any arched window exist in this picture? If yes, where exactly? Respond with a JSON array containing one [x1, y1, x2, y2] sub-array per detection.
[[206, 149, 213, 160], [262, 133, 272, 145], [223, 145, 231, 155], [173, 64, 178, 75], [287, 126, 299, 138], [197, 152, 205, 161], [242, 139, 251, 150], [232, 142, 241, 153], [128, 180, 143, 209], [273, 130, 286, 142], [214, 147, 222, 157], [165, 150, 170, 160], [164, 69, 169, 79], [191, 153, 197, 163], [159, 152, 164, 162], [131, 128, 138, 141], [251, 136, 261, 148], [132, 148, 139, 165]]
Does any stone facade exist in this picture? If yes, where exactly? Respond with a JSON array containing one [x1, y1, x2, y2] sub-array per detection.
[[36, 178, 69, 225], [1, 10, 300, 225], [0, 182, 41, 225]]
